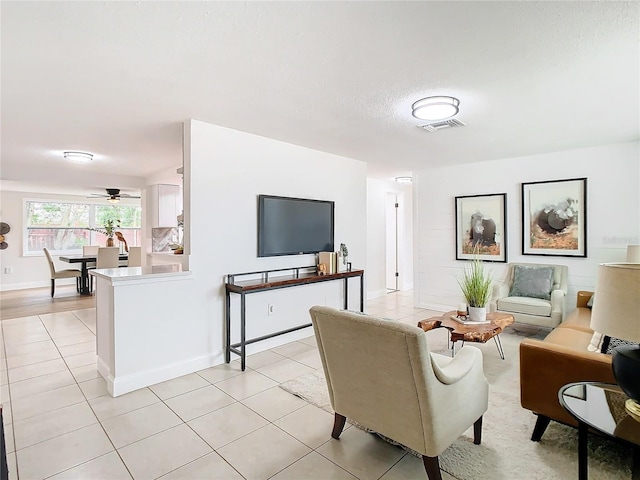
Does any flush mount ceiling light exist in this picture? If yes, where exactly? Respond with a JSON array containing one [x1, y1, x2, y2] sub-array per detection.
[[395, 176, 413, 184], [411, 96, 460, 121], [63, 151, 93, 163]]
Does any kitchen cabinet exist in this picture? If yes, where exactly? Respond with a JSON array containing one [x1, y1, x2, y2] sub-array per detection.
[[148, 184, 181, 228]]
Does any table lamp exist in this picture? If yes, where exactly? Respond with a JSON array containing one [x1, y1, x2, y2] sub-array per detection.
[[590, 263, 640, 420]]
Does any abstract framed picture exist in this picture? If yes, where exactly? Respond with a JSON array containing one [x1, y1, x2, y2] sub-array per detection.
[[455, 193, 507, 262], [522, 177, 587, 257]]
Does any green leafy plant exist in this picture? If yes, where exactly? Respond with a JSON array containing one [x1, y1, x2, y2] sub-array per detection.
[[457, 253, 492, 307], [87, 219, 120, 238]]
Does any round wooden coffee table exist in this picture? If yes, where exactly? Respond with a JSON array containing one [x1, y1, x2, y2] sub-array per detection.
[[417, 311, 514, 359]]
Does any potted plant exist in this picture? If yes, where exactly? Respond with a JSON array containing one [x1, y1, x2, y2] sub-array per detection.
[[87, 219, 120, 247], [457, 253, 492, 322]]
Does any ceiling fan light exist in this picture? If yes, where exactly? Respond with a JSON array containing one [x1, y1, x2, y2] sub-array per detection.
[[107, 197, 120, 204], [411, 96, 460, 121], [63, 151, 93, 163]]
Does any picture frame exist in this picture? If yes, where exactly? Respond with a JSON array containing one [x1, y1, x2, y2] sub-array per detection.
[[455, 193, 507, 263], [522, 177, 587, 257]]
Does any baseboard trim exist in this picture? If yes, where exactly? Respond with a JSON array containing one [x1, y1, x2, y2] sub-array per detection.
[[101, 353, 225, 397]]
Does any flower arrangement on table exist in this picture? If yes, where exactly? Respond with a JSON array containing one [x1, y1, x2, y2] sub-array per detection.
[[87, 219, 121, 247]]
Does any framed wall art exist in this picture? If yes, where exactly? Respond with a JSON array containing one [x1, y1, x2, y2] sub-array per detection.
[[522, 177, 587, 257], [455, 193, 507, 262]]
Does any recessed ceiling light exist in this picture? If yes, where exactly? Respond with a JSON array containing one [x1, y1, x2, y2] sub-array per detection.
[[63, 151, 93, 163], [411, 96, 460, 121], [395, 176, 412, 184]]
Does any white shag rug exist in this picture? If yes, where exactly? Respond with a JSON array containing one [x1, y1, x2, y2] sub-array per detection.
[[280, 326, 633, 480]]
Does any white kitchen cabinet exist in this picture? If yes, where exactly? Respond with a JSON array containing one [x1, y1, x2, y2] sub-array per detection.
[[148, 184, 181, 228]]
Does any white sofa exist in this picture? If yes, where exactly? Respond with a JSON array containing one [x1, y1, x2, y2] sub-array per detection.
[[489, 262, 568, 328]]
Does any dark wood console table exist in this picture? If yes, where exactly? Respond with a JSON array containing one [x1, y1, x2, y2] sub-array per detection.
[[225, 266, 364, 370]]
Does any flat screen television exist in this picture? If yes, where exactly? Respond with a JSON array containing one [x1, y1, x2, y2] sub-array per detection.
[[258, 195, 334, 257]]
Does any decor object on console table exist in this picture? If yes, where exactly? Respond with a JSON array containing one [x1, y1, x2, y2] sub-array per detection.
[[337, 243, 348, 272], [590, 263, 640, 420], [457, 253, 492, 322]]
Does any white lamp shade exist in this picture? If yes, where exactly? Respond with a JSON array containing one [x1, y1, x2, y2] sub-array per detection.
[[627, 245, 640, 263], [590, 263, 640, 343]]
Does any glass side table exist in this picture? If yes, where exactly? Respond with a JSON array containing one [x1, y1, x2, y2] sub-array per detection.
[[559, 382, 640, 480]]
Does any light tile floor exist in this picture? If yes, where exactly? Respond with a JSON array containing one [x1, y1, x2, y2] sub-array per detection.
[[1, 291, 458, 480]]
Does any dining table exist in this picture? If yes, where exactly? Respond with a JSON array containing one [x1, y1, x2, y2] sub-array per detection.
[[59, 253, 129, 295]]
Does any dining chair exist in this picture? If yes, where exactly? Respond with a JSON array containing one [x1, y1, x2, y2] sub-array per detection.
[[96, 247, 120, 269], [43, 247, 82, 297], [128, 246, 143, 267], [82, 245, 100, 291], [82, 245, 100, 256]]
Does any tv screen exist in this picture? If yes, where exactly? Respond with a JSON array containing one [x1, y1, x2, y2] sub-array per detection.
[[258, 195, 334, 257]]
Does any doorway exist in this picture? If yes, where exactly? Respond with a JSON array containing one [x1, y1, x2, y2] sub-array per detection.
[[386, 192, 399, 293]]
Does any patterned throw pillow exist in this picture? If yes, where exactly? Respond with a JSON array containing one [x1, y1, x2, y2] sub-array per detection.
[[586, 294, 595, 308], [587, 331, 604, 352], [508, 265, 554, 300], [601, 336, 637, 355]]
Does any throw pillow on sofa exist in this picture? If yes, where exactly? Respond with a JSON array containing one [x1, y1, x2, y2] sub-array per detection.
[[508, 265, 554, 300], [601, 336, 637, 354]]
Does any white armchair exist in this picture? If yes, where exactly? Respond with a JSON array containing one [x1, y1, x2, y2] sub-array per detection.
[[309, 306, 489, 480], [490, 262, 568, 328]]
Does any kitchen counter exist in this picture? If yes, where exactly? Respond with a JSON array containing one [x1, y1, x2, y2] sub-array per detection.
[[90, 263, 201, 397], [90, 264, 191, 281]]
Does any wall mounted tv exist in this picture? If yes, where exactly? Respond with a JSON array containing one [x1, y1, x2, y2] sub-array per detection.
[[258, 195, 334, 257]]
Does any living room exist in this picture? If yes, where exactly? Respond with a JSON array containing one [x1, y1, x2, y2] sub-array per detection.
[[1, 2, 639, 479]]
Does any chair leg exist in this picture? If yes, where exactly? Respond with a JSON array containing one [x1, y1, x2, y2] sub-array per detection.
[[531, 415, 551, 442], [51, 279, 55, 297], [422, 455, 442, 480], [473, 416, 483, 445], [331, 413, 347, 439]]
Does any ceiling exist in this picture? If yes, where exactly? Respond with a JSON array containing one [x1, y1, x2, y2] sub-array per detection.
[[1, 1, 638, 196]]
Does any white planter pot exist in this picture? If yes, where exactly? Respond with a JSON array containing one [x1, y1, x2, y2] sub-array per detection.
[[468, 306, 487, 322]]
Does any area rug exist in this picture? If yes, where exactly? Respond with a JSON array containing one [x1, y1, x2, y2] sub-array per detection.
[[280, 326, 633, 480]]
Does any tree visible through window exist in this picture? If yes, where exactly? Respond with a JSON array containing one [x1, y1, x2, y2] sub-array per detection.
[[26, 201, 142, 255]]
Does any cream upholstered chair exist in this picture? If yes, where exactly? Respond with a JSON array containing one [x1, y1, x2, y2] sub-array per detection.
[[309, 306, 489, 480], [43, 247, 81, 297], [127, 246, 142, 267], [96, 247, 120, 269], [82, 245, 100, 256], [490, 262, 568, 328], [82, 245, 100, 291]]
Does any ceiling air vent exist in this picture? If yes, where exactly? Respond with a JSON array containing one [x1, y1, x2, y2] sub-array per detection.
[[418, 118, 466, 132]]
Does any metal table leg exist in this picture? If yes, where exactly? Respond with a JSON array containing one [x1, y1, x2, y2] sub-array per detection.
[[344, 278, 348, 310], [240, 292, 246, 371], [225, 290, 231, 363], [360, 273, 364, 312], [494, 334, 506, 360], [578, 421, 588, 480]]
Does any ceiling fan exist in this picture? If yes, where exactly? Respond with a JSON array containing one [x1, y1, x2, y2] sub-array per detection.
[[88, 188, 141, 204]]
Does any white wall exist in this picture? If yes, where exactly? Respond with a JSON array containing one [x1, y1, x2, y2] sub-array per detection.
[[414, 141, 640, 312], [183, 119, 367, 357], [366, 178, 413, 298]]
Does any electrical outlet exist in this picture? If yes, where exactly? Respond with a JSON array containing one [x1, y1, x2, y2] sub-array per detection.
[[267, 304, 274, 316], [4, 267, 13, 274]]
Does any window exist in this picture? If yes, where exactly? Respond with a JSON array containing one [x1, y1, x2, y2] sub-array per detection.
[[26, 201, 142, 255]]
